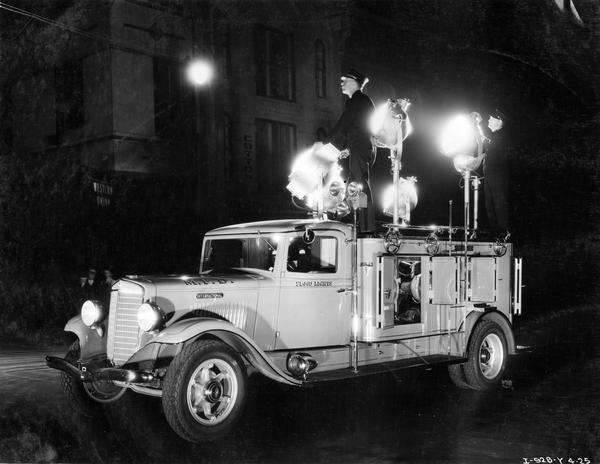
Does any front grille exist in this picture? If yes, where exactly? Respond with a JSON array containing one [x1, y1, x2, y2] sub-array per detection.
[[107, 282, 143, 366]]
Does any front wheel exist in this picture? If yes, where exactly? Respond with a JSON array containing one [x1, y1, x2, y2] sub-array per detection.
[[60, 341, 126, 416], [462, 320, 508, 390], [162, 340, 247, 443]]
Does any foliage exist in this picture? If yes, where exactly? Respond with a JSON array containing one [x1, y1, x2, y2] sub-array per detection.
[[0, 145, 204, 342]]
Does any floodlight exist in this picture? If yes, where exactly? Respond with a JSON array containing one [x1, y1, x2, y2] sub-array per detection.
[[439, 114, 477, 157], [381, 177, 418, 218], [370, 99, 412, 152]]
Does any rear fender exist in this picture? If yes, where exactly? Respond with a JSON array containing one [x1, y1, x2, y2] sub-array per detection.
[[144, 318, 301, 386], [465, 309, 516, 355]]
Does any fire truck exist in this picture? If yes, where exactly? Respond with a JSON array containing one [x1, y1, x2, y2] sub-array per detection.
[[47, 101, 523, 443]]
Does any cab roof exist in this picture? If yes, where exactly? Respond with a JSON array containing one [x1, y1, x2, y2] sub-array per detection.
[[206, 218, 352, 236]]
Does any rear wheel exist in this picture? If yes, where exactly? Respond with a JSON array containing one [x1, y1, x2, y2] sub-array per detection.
[[162, 340, 247, 443], [447, 363, 472, 390], [462, 320, 507, 390]]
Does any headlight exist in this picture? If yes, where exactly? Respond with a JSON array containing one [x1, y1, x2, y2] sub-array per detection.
[[137, 303, 165, 332], [81, 300, 105, 327]]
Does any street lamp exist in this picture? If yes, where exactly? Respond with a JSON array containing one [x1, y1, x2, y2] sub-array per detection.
[[186, 58, 214, 87]]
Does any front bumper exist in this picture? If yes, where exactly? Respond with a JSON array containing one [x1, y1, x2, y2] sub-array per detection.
[[45, 356, 155, 384]]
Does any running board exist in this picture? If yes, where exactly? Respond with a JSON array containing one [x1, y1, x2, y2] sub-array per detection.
[[304, 354, 466, 383]]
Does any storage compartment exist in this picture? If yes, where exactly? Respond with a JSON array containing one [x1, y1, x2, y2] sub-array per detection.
[[378, 256, 422, 328]]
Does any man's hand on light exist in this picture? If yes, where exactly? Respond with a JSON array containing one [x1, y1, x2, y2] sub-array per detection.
[[339, 149, 350, 159]]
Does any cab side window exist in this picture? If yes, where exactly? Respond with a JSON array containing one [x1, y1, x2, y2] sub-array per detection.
[[286, 236, 337, 273]]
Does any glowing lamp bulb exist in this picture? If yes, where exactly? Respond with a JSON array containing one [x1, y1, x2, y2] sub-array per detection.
[[439, 114, 477, 157], [381, 178, 418, 218], [187, 59, 214, 86], [137, 303, 164, 332], [369, 102, 390, 135]]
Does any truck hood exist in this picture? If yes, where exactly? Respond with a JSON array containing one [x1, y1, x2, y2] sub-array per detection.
[[120, 270, 271, 332], [128, 270, 268, 292]]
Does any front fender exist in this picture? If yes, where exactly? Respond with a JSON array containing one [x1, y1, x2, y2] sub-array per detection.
[[64, 315, 106, 359], [145, 318, 301, 386]]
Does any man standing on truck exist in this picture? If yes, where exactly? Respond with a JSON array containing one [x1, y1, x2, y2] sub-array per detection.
[[483, 108, 511, 240], [316, 68, 376, 233]]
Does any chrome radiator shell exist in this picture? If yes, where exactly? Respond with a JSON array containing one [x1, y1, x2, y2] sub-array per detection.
[[107, 281, 144, 366]]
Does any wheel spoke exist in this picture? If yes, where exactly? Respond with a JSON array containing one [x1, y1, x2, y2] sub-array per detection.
[[191, 383, 204, 406], [197, 366, 212, 384], [202, 401, 214, 420], [214, 372, 229, 383]]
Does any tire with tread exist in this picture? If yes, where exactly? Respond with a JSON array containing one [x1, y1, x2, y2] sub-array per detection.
[[162, 339, 247, 443], [60, 341, 100, 417], [447, 363, 473, 390], [462, 320, 508, 390]]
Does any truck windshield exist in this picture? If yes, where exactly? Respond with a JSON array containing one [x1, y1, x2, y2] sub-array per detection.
[[201, 236, 278, 273]]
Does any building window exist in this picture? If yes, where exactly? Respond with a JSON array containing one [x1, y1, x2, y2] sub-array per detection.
[[55, 60, 84, 134], [214, 9, 232, 79], [315, 39, 326, 98], [153, 57, 182, 138], [255, 119, 296, 192], [255, 26, 295, 101], [223, 113, 232, 183]]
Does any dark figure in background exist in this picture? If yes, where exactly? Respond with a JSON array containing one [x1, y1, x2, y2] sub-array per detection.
[[99, 269, 115, 305], [324, 68, 376, 233], [80, 268, 97, 301], [483, 109, 510, 239]]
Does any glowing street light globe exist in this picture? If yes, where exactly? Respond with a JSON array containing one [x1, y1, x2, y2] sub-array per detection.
[[186, 59, 214, 86]]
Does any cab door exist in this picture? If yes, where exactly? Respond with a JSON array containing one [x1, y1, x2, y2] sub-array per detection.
[[275, 231, 351, 349]]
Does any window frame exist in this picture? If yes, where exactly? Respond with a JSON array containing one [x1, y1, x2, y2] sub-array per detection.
[[200, 235, 280, 274], [255, 118, 297, 193], [255, 25, 296, 102], [153, 56, 184, 139], [314, 39, 326, 99], [55, 59, 84, 134], [285, 234, 339, 275]]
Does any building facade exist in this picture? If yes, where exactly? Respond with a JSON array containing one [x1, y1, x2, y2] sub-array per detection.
[[6, 0, 347, 223]]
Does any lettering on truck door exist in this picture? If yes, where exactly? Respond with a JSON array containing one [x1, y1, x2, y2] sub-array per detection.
[[275, 232, 351, 349]]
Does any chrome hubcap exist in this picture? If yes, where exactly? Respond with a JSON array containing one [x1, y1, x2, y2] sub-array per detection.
[[478, 333, 504, 380], [186, 358, 238, 425]]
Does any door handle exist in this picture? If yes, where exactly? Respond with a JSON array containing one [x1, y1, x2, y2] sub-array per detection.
[[337, 288, 356, 294]]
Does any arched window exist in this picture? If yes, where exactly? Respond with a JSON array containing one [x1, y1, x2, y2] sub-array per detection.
[[315, 39, 326, 98], [223, 113, 232, 183]]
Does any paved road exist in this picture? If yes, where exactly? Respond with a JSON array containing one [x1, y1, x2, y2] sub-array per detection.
[[0, 348, 64, 404], [1, 308, 599, 463]]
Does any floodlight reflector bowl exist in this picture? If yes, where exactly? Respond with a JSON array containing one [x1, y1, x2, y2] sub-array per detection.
[[381, 178, 418, 218], [439, 114, 477, 157]]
